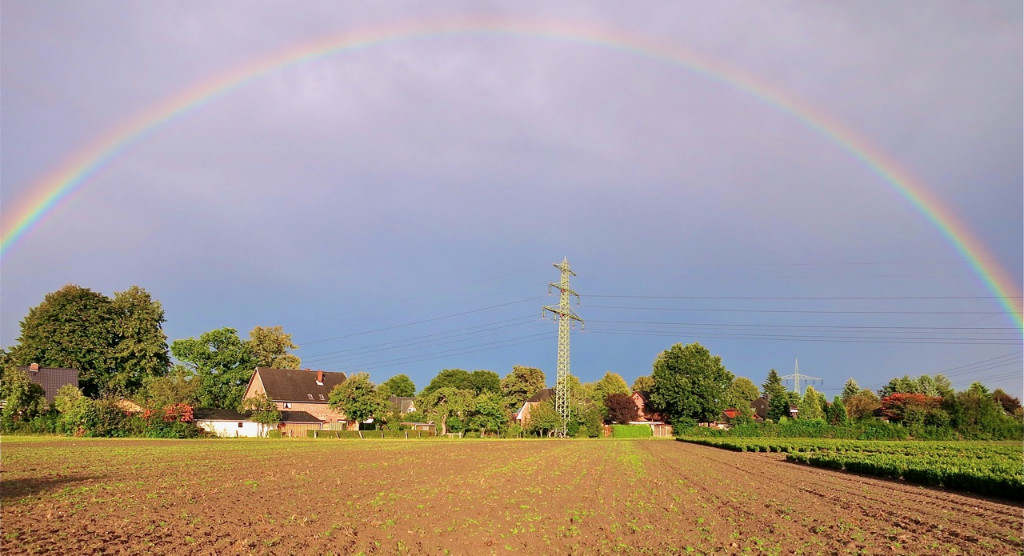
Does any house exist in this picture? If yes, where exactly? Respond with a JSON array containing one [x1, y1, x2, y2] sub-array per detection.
[[242, 367, 350, 429], [389, 396, 417, 415], [750, 397, 769, 421], [630, 391, 668, 422], [194, 408, 261, 437], [17, 364, 79, 404], [515, 388, 554, 426]]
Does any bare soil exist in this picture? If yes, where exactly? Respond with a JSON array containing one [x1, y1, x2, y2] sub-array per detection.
[[1, 437, 1021, 554]]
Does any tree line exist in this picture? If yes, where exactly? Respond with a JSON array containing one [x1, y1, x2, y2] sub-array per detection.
[[2, 285, 1020, 440]]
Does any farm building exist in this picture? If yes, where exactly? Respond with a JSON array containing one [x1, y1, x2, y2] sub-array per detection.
[[277, 410, 322, 437], [194, 409, 261, 437], [243, 367, 352, 429]]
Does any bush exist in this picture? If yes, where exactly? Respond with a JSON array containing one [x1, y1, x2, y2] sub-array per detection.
[[267, 430, 283, 438]]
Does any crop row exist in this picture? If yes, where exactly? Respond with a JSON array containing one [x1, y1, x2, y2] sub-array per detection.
[[679, 437, 1023, 500]]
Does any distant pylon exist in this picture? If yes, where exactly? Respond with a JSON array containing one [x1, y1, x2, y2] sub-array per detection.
[[781, 358, 822, 394], [542, 258, 583, 437]]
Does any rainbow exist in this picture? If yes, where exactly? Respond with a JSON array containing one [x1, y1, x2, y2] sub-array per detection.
[[2, 18, 1021, 332]]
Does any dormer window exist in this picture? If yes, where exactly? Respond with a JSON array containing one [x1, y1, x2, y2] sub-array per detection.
[[308, 394, 314, 400]]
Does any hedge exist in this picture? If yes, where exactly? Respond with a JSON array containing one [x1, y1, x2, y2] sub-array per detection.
[[611, 425, 653, 438]]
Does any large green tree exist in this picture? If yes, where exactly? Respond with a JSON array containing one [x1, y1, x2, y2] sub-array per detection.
[[417, 386, 474, 435], [500, 365, 546, 411], [631, 375, 655, 393], [380, 374, 416, 398], [248, 326, 301, 369], [10, 284, 171, 397], [10, 285, 116, 397], [798, 386, 825, 420], [591, 371, 631, 405], [763, 369, 790, 421], [650, 343, 734, 425], [170, 328, 256, 409], [327, 372, 388, 425], [109, 286, 171, 395], [421, 369, 473, 396], [726, 377, 760, 414]]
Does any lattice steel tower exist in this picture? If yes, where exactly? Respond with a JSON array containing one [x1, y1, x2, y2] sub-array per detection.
[[781, 358, 822, 394], [543, 258, 583, 437]]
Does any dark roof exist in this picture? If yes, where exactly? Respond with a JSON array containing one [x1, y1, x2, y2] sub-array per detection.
[[750, 397, 770, 418], [254, 368, 346, 403], [632, 391, 652, 403], [280, 410, 321, 423], [526, 388, 555, 403], [18, 366, 79, 404], [194, 408, 252, 421]]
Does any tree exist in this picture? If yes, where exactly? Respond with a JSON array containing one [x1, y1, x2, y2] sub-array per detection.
[[248, 326, 301, 369], [381, 374, 416, 398], [846, 389, 881, 421], [501, 365, 546, 411], [880, 393, 941, 423], [327, 373, 387, 425], [421, 369, 473, 397], [840, 378, 860, 402], [605, 392, 638, 424], [467, 370, 501, 395], [170, 328, 257, 409], [240, 392, 281, 437], [109, 286, 171, 395], [650, 342, 734, 425], [469, 391, 507, 435], [798, 386, 825, 420], [726, 377, 760, 410], [524, 399, 562, 436], [992, 389, 1023, 415], [417, 386, 474, 435], [137, 365, 199, 409], [827, 395, 850, 425], [592, 372, 630, 405], [762, 369, 789, 420], [631, 375, 654, 393], [0, 365, 48, 425], [10, 285, 117, 397]]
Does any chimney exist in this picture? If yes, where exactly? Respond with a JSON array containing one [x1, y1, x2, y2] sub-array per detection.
[[29, 363, 40, 372], [316, 370, 324, 385]]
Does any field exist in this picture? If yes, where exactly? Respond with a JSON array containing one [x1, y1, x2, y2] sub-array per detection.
[[2, 437, 1022, 555]]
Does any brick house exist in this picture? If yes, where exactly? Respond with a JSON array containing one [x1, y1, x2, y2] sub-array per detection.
[[242, 368, 351, 429], [514, 388, 554, 426], [18, 364, 79, 404]]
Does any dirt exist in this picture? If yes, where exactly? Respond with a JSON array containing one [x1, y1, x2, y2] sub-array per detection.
[[1, 437, 1021, 554]]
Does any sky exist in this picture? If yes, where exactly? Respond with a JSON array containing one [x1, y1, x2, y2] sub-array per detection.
[[2, 1, 1022, 398]]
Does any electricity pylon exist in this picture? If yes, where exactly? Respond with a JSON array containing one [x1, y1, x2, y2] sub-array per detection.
[[543, 258, 583, 437], [781, 358, 822, 394]]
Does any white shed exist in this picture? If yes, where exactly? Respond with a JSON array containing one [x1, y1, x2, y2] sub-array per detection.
[[194, 409, 262, 437]]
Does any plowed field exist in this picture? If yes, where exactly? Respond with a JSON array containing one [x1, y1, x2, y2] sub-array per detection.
[[2, 437, 1021, 554]]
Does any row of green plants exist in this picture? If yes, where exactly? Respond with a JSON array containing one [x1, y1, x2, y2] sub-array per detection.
[[681, 436, 1023, 500], [678, 415, 1022, 441]]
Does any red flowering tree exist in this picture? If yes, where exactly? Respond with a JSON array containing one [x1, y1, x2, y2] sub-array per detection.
[[880, 393, 941, 422], [163, 403, 194, 423]]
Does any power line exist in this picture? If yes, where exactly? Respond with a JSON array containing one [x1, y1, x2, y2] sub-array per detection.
[[299, 296, 542, 346], [584, 294, 1021, 301], [586, 304, 1008, 315]]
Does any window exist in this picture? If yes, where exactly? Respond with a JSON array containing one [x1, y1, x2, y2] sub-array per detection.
[[319, 394, 325, 400], [237, 422, 243, 428], [284, 402, 292, 409], [308, 394, 314, 400]]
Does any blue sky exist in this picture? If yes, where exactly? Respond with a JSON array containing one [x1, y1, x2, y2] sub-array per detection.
[[2, 1, 1021, 397]]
